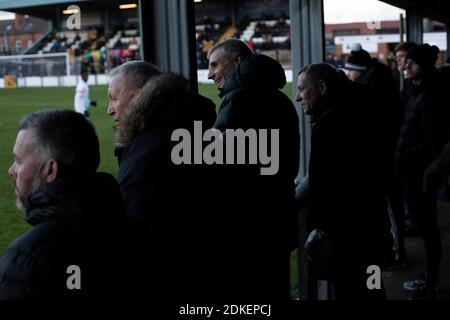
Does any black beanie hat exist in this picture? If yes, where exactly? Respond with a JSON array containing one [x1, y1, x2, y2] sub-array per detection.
[[405, 44, 439, 70], [345, 49, 372, 71]]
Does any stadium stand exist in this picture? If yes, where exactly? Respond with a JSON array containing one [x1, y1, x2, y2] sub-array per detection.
[[194, 0, 291, 68], [0, 0, 142, 78]]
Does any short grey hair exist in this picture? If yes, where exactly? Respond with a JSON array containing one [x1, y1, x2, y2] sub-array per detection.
[[299, 63, 341, 91], [108, 60, 161, 89], [207, 39, 253, 63], [19, 109, 100, 177]]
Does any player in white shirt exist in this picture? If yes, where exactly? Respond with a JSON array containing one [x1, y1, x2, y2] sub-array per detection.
[[74, 71, 96, 118]]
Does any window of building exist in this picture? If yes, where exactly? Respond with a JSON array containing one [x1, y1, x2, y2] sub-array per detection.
[[15, 40, 22, 53]]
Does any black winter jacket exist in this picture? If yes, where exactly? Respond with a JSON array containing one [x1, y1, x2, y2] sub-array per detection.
[[0, 173, 132, 299], [213, 54, 300, 300], [307, 80, 394, 274], [396, 72, 449, 174], [114, 73, 217, 300]]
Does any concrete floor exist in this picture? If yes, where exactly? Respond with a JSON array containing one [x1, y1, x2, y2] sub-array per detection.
[[383, 200, 450, 300]]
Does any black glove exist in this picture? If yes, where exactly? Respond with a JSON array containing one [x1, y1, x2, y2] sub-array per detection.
[[90, 100, 97, 107]]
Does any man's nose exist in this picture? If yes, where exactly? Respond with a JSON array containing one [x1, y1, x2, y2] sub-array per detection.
[[207, 70, 214, 80], [107, 104, 114, 116], [296, 91, 302, 102]]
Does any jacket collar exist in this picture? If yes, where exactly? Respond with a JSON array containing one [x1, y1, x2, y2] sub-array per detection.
[[26, 176, 88, 226], [25, 173, 123, 227]]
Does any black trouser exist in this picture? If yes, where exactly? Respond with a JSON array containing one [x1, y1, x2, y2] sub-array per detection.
[[404, 172, 442, 287]]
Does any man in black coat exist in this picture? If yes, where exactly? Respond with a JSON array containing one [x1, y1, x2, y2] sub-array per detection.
[[107, 61, 217, 300], [396, 44, 448, 299], [296, 63, 392, 299], [0, 110, 131, 299], [207, 39, 300, 300]]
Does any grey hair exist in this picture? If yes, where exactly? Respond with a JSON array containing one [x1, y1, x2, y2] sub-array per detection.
[[108, 60, 162, 89], [298, 63, 341, 91], [19, 109, 100, 177], [207, 38, 253, 62]]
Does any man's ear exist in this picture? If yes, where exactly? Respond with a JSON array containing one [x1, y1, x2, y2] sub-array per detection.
[[235, 55, 242, 65], [42, 159, 59, 183], [318, 80, 327, 96]]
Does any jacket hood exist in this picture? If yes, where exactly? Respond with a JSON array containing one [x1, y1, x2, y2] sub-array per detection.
[[221, 54, 286, 96], [114, 73, 190, 148]]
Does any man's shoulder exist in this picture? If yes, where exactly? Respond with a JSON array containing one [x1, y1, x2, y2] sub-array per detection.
[[223, 86, 292, 109], [312, 107, 344, 132]]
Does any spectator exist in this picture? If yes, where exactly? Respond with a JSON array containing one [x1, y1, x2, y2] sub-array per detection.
[[393, 42, 417, 93], [0, 110, 133, 299], [296, 63, 392, 299], [396, 44, 447, 299], [107, 61, 216, 300], [208, 39, 300, 299]]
